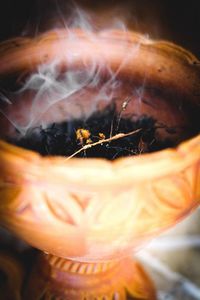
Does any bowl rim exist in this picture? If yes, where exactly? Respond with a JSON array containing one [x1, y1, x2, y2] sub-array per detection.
[[0, 133, 199, 185]]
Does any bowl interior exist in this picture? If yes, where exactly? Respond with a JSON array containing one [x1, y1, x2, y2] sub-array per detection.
[[0, 68, 199, 159]]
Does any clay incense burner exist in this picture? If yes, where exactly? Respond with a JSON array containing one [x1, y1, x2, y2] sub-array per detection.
[[0, 29, 199, 299]]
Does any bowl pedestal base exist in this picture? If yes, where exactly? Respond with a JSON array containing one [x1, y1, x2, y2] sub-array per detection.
[[24, 252, 156, 300]]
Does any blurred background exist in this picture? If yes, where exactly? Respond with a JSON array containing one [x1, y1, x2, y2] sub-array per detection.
[[0, 0, 200, 56], [0, 1, 199, 299]]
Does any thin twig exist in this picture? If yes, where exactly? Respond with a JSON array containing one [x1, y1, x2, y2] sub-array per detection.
[[66, 128, 141, 160], [116, 96, 132, 132]]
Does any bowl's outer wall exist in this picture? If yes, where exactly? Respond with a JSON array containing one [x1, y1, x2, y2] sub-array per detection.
[[0, 135, 199, 261]]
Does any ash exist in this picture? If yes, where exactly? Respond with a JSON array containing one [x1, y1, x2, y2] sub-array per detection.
[[9, 105, 174, 159]]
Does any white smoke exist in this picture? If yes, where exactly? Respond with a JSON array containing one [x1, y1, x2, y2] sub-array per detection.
[[0, 2, 145, 137]]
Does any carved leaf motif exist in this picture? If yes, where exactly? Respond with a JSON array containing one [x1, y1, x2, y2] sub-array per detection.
[[45, 195, 77, 226], [151, 173, 193, 213], [131, 166, 200, 239], [43, 190, 93, 226]]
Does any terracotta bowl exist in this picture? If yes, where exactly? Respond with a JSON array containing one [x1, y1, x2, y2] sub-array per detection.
[[0, 29, 199, 262]]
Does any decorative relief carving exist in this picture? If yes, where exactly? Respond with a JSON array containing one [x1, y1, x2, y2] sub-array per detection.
[[0, 136, 199, 259], [25, 254, 156, 300]]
